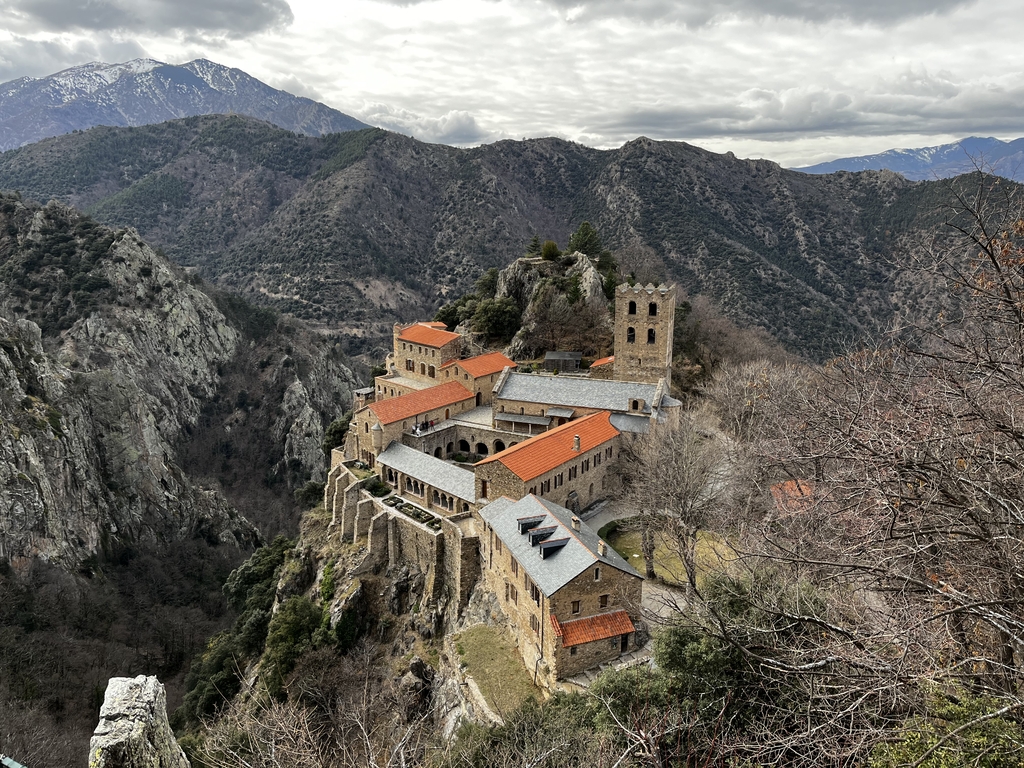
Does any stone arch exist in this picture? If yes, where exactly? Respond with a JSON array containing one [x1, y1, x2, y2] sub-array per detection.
[[445, 408, 450, 419], [458, 439, 471, 453], [509, 442, 518, 448], [434, 446, 442, 458], [420, 363, 426, 375], [429, 365, 436, 378], [433, 489, 440, 505], [648, 302, 657, 316], [446, 441, 454, 454], [493, 439, 506, 453], [628, 300, 636, 315], [476, 442, 489, 456], [626, 327, 636, 343], [647, 328, 656, 344]]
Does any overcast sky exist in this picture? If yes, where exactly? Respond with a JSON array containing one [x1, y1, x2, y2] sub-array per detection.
[[1, 0, 1020, 166]]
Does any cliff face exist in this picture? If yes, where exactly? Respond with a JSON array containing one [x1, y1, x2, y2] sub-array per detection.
[[0, 195, 356, 569]]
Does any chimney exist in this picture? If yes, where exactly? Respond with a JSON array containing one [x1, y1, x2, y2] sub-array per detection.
[[571, 515, 581, 531], [597, 540, 607, 557], [572, 434, 581, 452]]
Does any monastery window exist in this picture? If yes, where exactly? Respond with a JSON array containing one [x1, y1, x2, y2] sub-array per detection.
[[420, 363, 426, 375], [511, 557, 519, 576], [570, 646, 577, 656], [495, 537, 502, 554], [445, 408, 450, 419], [606, 447, 613, 459], [647, 328, 656, 344], [433, 490, 440, 505], [594, 452, 601, 466], [520, 407, 525, 414], [583, 459, 590, 472], [405, 358, 413, 371], [510, 585, 518, 604], [500, 405, 505, 412], [631, 399, 639, 411], [402, 343, 406, 350], [571, 600, 580, 615], [648, 302, 658, 316], [445, 369, 450, 378], [481, 480, 488, 498], [554, 473, 562, 489], [391, 389, 395, 397], [626, 327, 635, 344], [569, 467, 577, 480], [530, 614, 540, 633], [530, 582, 540, 605], [594, 566, 601, 582], [364, 423, 369, 433], [628, 300, 636, 315], [464, 374, 469, 380], [599, 594, 609, 609], [589, 482, 594, 498], [431, 350, 435, 357], [529, 486, 537, 495], [463, 502, 470, 513], [428, 365, 436, 378]]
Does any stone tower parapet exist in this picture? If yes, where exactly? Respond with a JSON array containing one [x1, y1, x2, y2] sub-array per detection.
[[612, 283, 676, 386]]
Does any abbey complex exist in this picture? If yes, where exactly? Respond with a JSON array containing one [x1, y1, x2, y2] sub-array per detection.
[[326, 282, 680, 687]]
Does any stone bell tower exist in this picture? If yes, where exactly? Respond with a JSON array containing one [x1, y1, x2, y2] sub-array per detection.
[[612, 283, 676, 387]]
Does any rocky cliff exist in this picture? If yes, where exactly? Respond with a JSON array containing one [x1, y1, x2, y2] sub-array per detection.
[[0, 194, 357, 567]]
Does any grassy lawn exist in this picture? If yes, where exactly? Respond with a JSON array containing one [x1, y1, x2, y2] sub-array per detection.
[[455, 625, 539, 715], [606, 526, 734, 586]]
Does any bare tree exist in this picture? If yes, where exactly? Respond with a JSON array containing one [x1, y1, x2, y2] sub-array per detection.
[[618, 416, 729, 591]]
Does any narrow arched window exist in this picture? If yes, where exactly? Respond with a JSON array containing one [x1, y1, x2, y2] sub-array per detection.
[[647, 328, 656, 344], [628, 300, 636, 315], [626, 327, 635, 343], [648, 302, 657, 316]]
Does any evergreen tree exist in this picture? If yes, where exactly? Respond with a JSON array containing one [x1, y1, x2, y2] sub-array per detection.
[[567, 221, 603, 257]]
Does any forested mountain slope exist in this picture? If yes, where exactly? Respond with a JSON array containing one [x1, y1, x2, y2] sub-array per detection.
[[0, 116, 982, 360]]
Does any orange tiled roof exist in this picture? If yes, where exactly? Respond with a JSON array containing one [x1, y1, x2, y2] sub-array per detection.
[[770, 479, 815, 515], [398, 323, 462, 348], [476, 411, 619, 481], [442, 351, 516, 378], [590, 355, 614, 368], [551, 609, 635, 647], [368, 381, 473, 425], [421, 321, 448, 329]]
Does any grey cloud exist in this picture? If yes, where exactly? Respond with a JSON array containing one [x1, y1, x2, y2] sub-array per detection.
[[1, 0, 292, 37], [587, 79, 1024, 146], [0, 36, 146, 81], [538, 0, 969, 26], [361, 103, 493, 145]]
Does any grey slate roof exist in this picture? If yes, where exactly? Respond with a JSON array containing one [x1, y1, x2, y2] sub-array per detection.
[[496, 372, 659, 414], [546, 406, 575, 418], [376, 442, 476, 501], [609, 413, 651, 434], [481, 495, 641, 596]]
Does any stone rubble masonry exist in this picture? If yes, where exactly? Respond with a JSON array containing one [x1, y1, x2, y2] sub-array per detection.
[[89, 675, 189, 768]]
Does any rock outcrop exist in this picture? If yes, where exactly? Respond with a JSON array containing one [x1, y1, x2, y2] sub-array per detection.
[[0, 195, 356, 570], [89, 676, 189, 768]]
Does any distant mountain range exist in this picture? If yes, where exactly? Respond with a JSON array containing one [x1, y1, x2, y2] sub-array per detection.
[[0, 114, 988, 362], [0, 58, 369, 151], [795, 136, 1024, 181]]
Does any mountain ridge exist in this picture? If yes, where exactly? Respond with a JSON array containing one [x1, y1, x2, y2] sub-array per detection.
[[0, 58, 369, 151], [0, 115, 995, 361], [795, 135, 1024, 181]]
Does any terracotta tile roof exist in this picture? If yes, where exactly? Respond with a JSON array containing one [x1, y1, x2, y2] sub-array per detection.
[[590, 355, 614, 368], [398, 323, 461, 348], [368, 381, 473, 425], [442, 351, 516, 378], [476, 411, 619, 481], [420, 321, 448, 329], [771, 479, 815, 515], [551, 609, 635, 647]]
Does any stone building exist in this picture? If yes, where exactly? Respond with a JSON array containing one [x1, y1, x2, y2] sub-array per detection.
[[479, 495, 642, 687], [350, 381, 475, 466], [377, 441, 476, 515], [612, 283, 676, 386], [439, 351, 516, 406], [474, 410, 621, 512]]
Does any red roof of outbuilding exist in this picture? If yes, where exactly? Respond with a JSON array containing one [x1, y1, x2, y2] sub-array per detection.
[[476, 410, 619, 481], [442, 351, 516, 378], [590, 355, 614, 368], [551, 609, 635, 647], [368, 381, 474, 425], [398, 323, 461, 348]]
